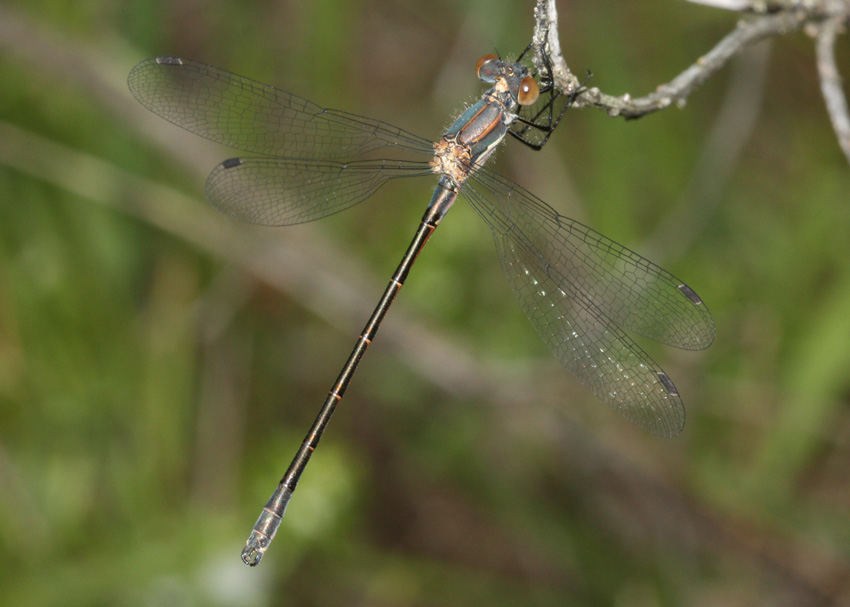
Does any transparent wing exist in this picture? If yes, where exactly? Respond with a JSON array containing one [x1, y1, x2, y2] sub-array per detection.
[[128, 57, 434, 158], [206, 158, 432, 226], [462, 169, 715, 436], [487, 226, 686, 436], [467, 169, 716, 350]]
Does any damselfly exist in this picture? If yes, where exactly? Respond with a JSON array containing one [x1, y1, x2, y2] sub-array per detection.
[[128, 49, 715, 566]]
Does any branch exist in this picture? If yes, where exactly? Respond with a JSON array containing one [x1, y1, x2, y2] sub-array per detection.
[[816, 15, 850, 163], [532, 0, 850, 130]]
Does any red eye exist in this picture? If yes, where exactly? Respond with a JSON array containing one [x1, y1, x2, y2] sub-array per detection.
[[476, 54, 498, 78], [517, 76, 539, 106]]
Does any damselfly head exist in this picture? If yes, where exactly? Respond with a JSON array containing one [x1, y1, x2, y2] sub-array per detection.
[[475, 55, 539, 107]]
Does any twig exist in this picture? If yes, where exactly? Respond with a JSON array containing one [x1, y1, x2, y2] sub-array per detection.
[[532, 0, 850, 163], [531, 0, 578, 95], [816, 15, 850, 163], [534, 1, 802, 118]]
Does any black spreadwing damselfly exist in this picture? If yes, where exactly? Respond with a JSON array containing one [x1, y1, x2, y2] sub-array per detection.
[[128, 49, 715, 566]]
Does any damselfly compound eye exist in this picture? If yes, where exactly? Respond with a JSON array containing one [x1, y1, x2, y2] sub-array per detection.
[[517, 76, 539, 106], [476, 54, 498, 78]]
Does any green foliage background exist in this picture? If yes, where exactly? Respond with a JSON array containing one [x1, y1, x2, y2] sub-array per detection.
[[1, 1, 849, 605]]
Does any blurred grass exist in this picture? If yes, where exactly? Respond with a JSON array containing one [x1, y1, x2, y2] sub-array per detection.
[[1, 0, 850, 605]]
